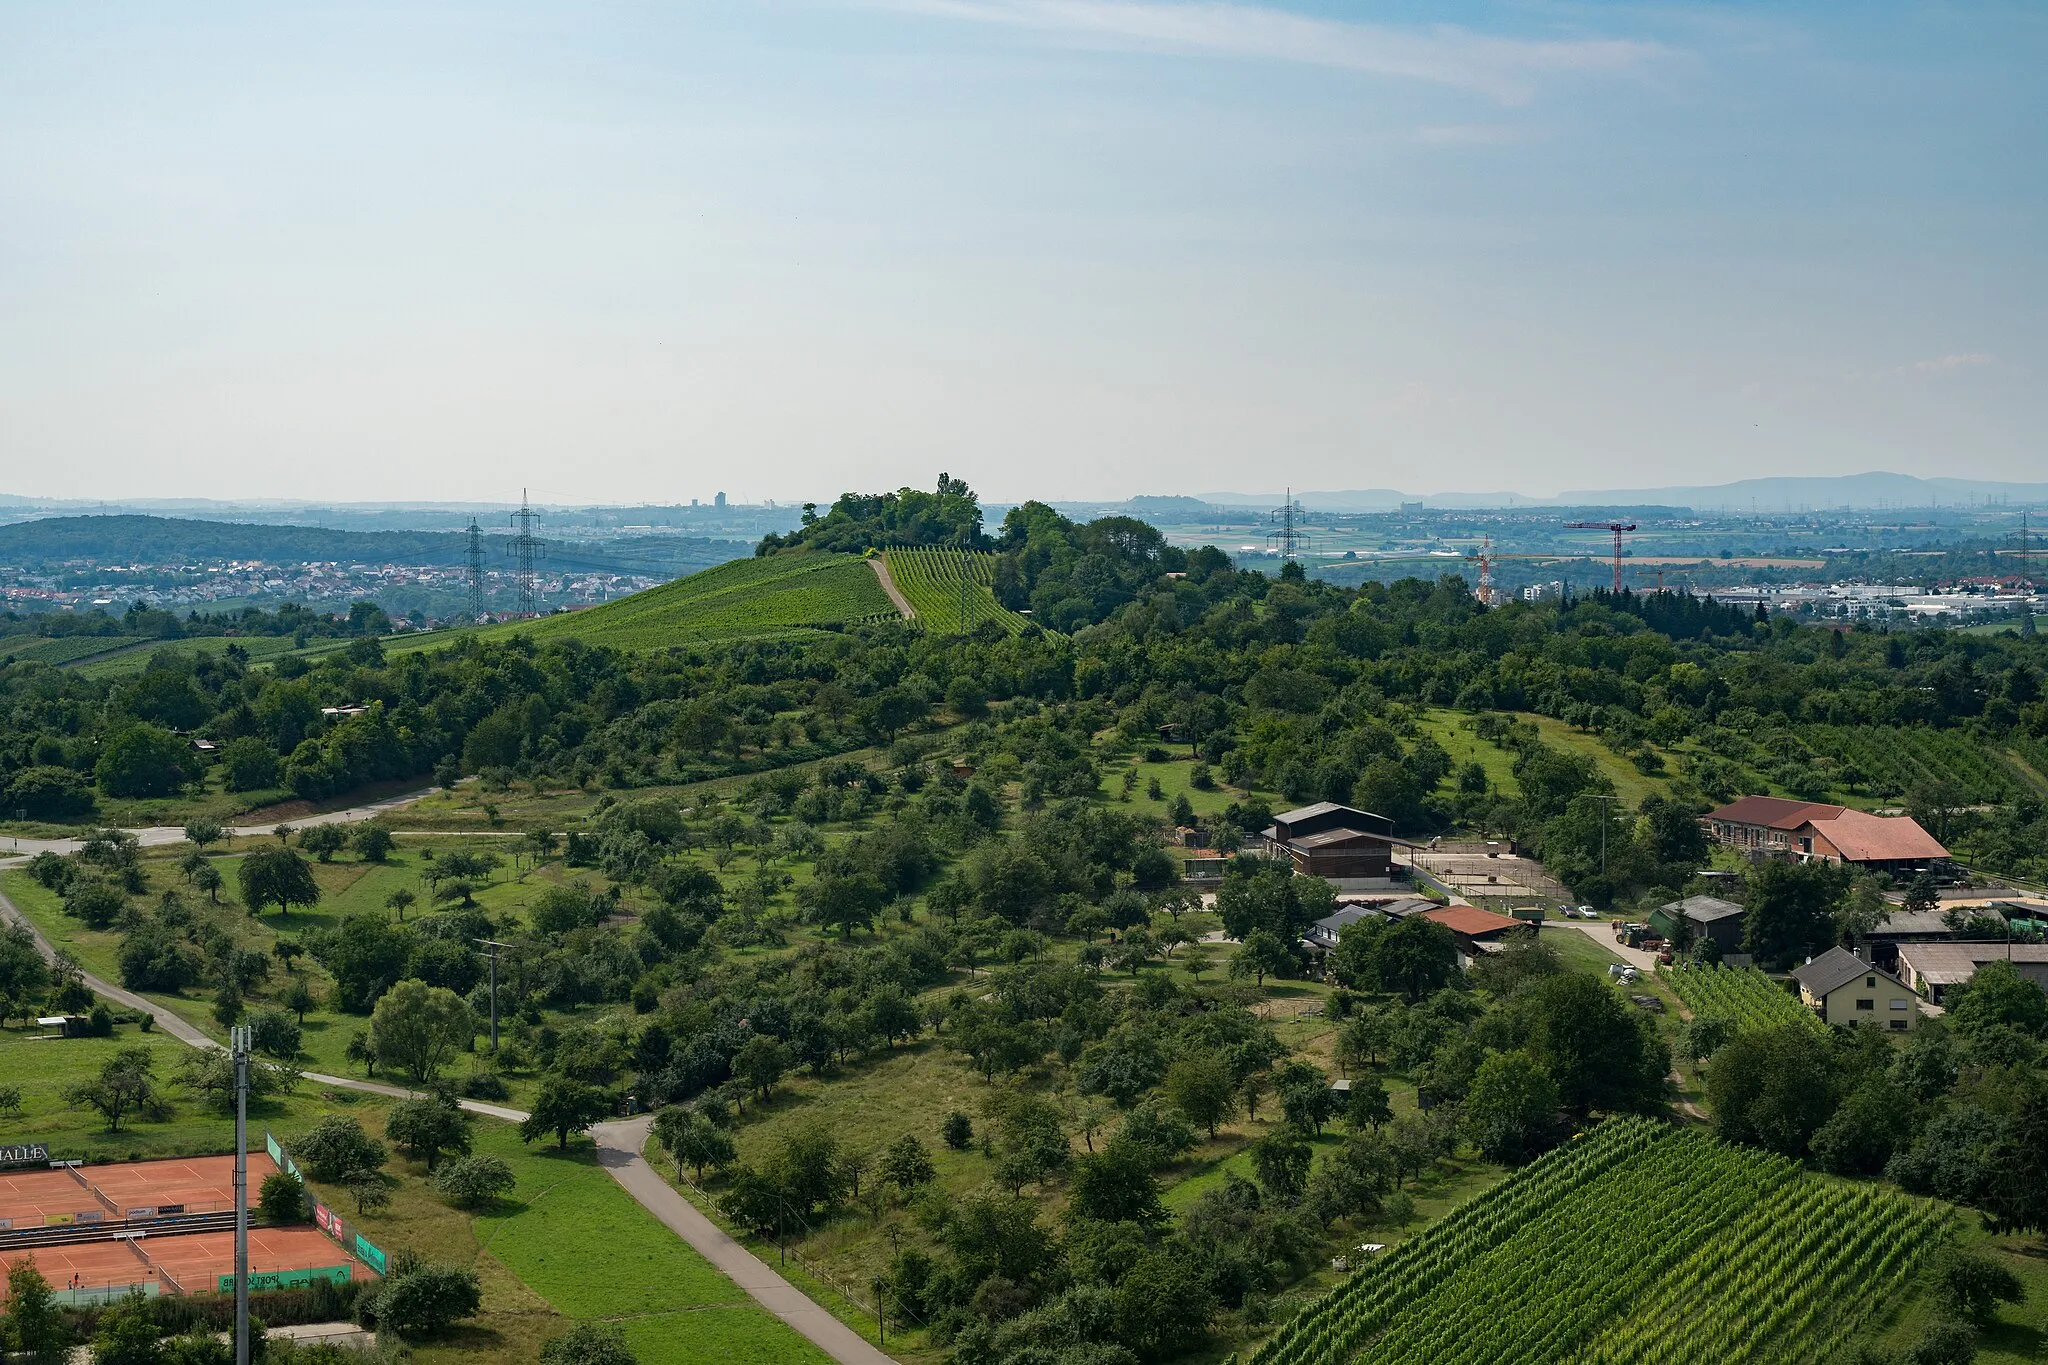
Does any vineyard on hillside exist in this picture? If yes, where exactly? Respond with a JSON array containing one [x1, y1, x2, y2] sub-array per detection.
[[1800, 725, 2028, 803], [513, 553, 899, 649], [885, 548, 1032, 635], [1661, 964, 1826, 1034], [1250, 1118, 1944, 1365]]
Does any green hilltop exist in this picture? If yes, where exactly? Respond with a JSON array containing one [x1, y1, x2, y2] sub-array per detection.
[[502, 552, 899, 648]]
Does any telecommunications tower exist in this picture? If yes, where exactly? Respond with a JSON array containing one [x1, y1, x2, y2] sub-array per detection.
[[464, 519, 486, 621], [508, 491, 546, 617]]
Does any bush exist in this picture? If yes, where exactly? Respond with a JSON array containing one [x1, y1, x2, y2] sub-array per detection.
[[942, 1111, 974, 1150], [361, 1262, 481, 1338], [6, 765, 95, 820], [258, 1170, 307, 1225], [460, 1070, 511, 1101], [65, 877, 128, 930], [1931, 1245, 2025, 1324], [541, 1323, 637, 1365], [432, 1155, 516, 1210], [220, 737, 281, 792], [249, 1007, 303, 1059], [293, 1116, 387, 1182]]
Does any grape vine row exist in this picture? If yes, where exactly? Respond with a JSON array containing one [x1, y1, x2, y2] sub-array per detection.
[[1249, 1119, 1945, 1365], [1661, 963, 1826, 1034]]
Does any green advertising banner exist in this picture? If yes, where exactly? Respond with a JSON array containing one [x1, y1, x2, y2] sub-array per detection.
[[215, 1265, 351, 1295], [352, 1234, 387, 1274]]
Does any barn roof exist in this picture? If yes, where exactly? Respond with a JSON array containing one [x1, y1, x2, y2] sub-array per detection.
[[1706, 795, 1845, 830], [1810, 810, 1949, 862], [1422, 906, 1523, 939]]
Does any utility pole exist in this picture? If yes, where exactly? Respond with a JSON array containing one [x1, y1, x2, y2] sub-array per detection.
[[232, 1024, 252, 1365], [464, 520, 486, 621], [474, 939, 509, 1053], [1592, 794, 1618, 880]]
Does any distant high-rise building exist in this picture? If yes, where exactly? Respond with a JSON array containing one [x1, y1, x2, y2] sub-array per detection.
[[690, 498, 699, 507], [715, 491, 727, 508]]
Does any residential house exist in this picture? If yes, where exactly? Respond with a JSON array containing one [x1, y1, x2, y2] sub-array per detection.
[[1790, 947, 1918, 1031], [1302, 905, 1386, 955]]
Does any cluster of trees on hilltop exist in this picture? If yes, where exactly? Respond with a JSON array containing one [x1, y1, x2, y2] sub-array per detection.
[[755, 473, 989, 556]]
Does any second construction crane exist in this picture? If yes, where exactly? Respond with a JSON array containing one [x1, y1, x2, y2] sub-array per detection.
[[1565, 521, 1637, 594]]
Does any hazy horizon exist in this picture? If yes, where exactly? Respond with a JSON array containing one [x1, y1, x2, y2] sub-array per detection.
[[2, 3, 2042, 504]]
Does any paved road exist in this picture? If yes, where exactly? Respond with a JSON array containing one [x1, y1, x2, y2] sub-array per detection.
[[0, 786, 447, 859], [592, 1116, 896, 1365], [1551, 917, 1662, 972], [867, 557, 914, 621]]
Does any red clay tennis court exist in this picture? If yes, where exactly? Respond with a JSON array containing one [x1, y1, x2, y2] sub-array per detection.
[[0, 1153, 279, 1227], [0, 1167, 109, 1229], [1, 1228, 355, 1300]]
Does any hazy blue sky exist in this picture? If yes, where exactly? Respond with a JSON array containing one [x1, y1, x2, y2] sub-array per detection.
[[1, 2, 2042, 504]]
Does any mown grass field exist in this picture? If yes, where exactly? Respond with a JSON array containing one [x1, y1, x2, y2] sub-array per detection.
[[504, 555, 897, 650], [0, 1015, 385, 1162], [320, 1113, 827, 1365], [883, 549, 1030, 635]]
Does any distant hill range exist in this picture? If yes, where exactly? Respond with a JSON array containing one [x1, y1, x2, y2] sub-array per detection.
[[1196, 472, 2048, 513], [0, 514, 748, 578]]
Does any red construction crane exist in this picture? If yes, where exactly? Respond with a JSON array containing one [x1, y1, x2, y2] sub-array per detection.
[[1565, 521, 1637, 593]]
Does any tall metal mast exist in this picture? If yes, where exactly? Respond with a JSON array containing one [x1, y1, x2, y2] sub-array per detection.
[[232, 1025, 252, 1365]]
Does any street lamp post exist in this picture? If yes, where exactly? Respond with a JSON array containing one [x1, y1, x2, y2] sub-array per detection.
[[474, 939, 509, 1053], [231, 1025, 252, 1365]]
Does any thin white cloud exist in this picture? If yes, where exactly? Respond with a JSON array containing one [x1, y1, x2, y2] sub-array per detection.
[[1414, 123, 1546, 145], [886, 0, 1663, 104], [1887, 353, 1993, 379]]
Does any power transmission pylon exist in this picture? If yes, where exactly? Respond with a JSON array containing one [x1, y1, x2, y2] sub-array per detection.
[[1266, 487, 1312, 560], [464, 519, 486, 622], [508, 491, 546, 618]]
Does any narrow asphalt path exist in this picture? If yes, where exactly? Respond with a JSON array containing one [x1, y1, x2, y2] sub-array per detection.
[[867, 556, 914, 621], [592, 1116, 896, 1365], [0, 785, 449, 858], [0, 882, 888, 1365]]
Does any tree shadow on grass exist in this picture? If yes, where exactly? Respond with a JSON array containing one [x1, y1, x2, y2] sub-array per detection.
[[1980, 1322, 2043, 1359]]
